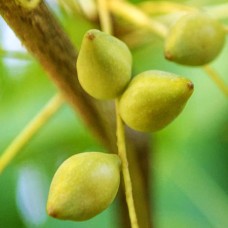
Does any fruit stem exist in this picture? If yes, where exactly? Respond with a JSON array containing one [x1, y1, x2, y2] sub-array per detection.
[[204, 3, 228, 20], [115, 99, 139, 228], [108, 0, 168, 39], [139, 1, 196, 14], [0, 93, 64, 174], [203, 65, 228, 97], [97, 2, 139, 226], [97, 0, 112, 34]]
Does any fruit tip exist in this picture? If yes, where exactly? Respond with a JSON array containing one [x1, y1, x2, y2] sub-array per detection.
[[47, 205, 59, 219], [86, 31, 96, 41], [164, 51, 173, 61], [187, 81, 194, 90]]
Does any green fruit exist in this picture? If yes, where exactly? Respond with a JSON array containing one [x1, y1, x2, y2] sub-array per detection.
[[164, 12, 225, 66], [119, 70, 194, 132], [47, 152, 121, 221], [77, 29, 132, 99]]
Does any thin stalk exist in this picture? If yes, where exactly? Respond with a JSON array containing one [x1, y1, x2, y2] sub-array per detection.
[[0, 93, 64, 174], [98, 2, 147, 227], [97, 0, 113, 34], [139, 1, 196, 14], [115, 99, 139, 228], [108, 0, 168, 38], [204, 3, 228, 20], [203, 65, 228, 97]]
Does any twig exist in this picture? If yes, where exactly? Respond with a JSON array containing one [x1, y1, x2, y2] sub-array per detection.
[[97, 0, 112, 34], [115, 100, 139, 228], [139, 1, 196, 14], [204, 3, 228, 20], [0, 94, 64, 174], [203, 65, 228, 97], [108, 0, 168, 38], [0, 0, 114, 149]]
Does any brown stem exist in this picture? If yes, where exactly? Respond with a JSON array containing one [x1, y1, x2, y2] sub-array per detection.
[[0, 1, 152, 227]]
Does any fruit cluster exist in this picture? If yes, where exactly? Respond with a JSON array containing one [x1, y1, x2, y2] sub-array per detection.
[[46, 29, 194, 222], [77, 29, 194, 132]]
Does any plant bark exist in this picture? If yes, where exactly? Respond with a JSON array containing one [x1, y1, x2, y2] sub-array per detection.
[[0, 1, 152, 227]]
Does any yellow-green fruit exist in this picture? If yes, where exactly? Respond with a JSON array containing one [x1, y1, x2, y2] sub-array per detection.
[[77, 29, 132, 99], [119, 70, 194, 132], [165, 13, 225, 66], [47, 152, 121, 221]]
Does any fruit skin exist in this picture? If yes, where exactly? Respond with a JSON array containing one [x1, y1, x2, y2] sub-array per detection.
[[47, 152, 121, 221], [164, 12, 225, 66], [77, 29, 132, 99], [119, 70, 194, 132]]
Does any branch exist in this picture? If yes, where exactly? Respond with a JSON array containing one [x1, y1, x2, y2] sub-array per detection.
[[0, 0, 115, 148], [0, 1, 152, 227]]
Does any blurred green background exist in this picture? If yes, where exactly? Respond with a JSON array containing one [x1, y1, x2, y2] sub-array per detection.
[[0, 0, 228, 227]]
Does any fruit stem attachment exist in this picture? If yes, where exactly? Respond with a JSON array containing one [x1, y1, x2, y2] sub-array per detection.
[[0, 93, 64, 174], [115, 99, 139, 228], [139, 1, 196, 14], [203, 65, 228, 97], [108, 0, 168, 39], [97, 0, 112, 34]]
